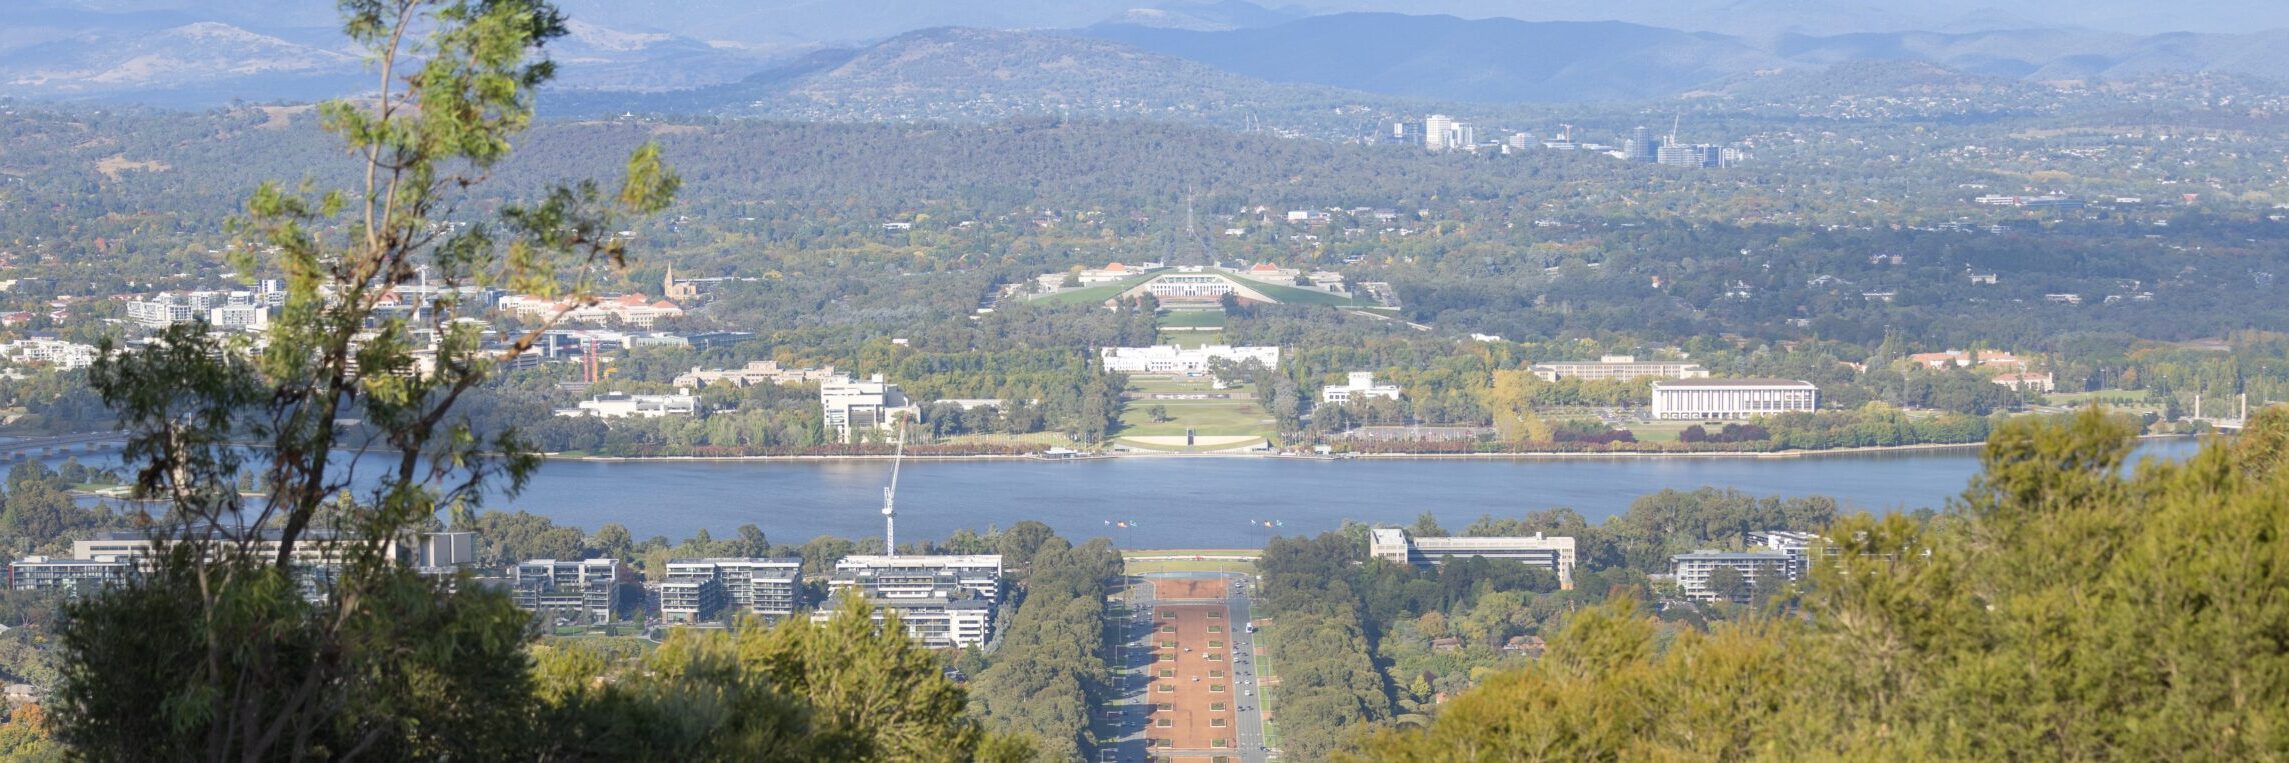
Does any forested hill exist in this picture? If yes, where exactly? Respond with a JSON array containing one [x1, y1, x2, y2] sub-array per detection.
[[1083, 13, 2289, 103], [1086, 14, 1781, 103]]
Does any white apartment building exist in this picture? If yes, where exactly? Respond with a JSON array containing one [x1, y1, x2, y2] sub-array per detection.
[[1370, 528, 1577, 589], [555, 391, 699, 418], [126, 291, 269, 330], [0, 337, 99, 370], [658, 565, 726, 625], [1321, 372, 1402, 404], [832, 555, 1003, 602], [661, 558, 804, 623], [821, 554, 1005, 648], [1530, 355, 1709, 382], [124, 297, 194, 329], [207, 304, 270, 331], [1649, 379, 1817, 420], [511, 558, 628, 621], [1099, 345, 1280, 374], [821, 374, 919, 443], [811, 592, 995, 649], [1745, 531, 1822, 581], [1671, 550, 1795, 604]]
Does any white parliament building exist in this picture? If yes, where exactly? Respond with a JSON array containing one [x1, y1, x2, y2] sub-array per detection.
[[1099, 345, 1279, 374], [1649, 378, 1817, 420]]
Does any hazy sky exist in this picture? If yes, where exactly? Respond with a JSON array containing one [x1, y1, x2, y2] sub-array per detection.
[[548, 0, 2289, 45], [1320, 0, 2289, 34], [35, 0, 2289, 46]]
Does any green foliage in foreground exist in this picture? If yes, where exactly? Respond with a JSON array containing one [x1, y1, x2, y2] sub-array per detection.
[[534, 594, 1031, 762], [22, 1, 1027, 759], [1352, 407, 2289, 761], [54, 552, 1034, 761], [967, 536, 1124, 761], [1255, 533, 1400, 760]]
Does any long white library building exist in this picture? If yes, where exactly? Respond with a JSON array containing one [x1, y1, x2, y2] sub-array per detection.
[[1649, 378, 1817, 420]]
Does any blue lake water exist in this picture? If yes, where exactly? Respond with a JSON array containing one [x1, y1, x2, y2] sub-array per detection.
[[54, 439, 2202, 548], [464, 439, 2201, 548]]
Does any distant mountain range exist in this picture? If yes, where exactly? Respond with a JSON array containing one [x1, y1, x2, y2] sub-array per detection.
[[1084, 14, 2289, 102], [7, 4, 2289, 111], [545, 26, 1401, 132], [0, 2, 779, 105], [1088, 14, 1779, 104]]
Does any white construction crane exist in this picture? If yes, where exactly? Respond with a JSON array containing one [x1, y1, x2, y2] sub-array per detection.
[[881, 414, 905, 557]]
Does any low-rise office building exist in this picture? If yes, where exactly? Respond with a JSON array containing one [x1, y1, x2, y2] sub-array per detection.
[[7, 555, 132, 592], [1992, 372, 2055, 393], [673, 361, 840, 389], [71, 527, 419, 569], [1321, 372, 1402, 404], [497, 293, 685, 329], [821, 374, 920, 443], [555, 391, 699, 418], [1370, 528, 1577, 589], [1649, 378, 1817, 420], [1907, 350, 2027, 370], [1530, 355, 1709, 382], [17, 528, 475, 599]]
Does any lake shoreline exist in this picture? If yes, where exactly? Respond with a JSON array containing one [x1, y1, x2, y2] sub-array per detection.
[[538, 435, 2199, 464]]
